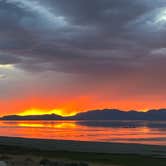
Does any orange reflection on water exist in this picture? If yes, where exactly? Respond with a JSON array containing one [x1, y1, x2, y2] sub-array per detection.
[[54, 123, 76, 129], [16, 121, 77, 129], [18, 123, 44, 128], [0, 120, 166, 145]]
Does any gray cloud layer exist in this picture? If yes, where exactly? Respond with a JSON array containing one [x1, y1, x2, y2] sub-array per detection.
[[1, 0, 166, 96]]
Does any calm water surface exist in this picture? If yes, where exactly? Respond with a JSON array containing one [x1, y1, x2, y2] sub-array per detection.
[[0, 120, 166, 145]]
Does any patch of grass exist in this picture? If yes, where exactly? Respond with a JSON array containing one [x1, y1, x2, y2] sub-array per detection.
[[0, 145, 165, 166]]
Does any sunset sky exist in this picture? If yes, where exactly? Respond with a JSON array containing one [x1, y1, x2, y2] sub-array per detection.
[[0, 0, 166, 116]]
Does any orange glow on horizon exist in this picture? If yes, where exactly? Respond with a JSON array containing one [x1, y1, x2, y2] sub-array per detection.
[[18, 108, 77, 117], [18, 107, 150, 117], [0, 95, 166, 117]]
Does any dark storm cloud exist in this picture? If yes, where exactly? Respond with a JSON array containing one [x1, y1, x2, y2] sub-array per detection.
[[0, 0, 166, 79]]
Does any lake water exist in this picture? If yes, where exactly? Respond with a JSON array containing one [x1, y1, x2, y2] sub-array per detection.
[[0, 120, 166, 145]]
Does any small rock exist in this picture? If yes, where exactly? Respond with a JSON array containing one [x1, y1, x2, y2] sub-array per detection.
[[0, 161, 7, 166]]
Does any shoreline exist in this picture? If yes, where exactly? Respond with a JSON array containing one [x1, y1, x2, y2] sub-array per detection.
[[0, 136, 165, 156], [0, 136, 166, 166]]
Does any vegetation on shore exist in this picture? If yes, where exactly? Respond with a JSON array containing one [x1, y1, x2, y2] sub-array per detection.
[[0, 144, 165, 166]]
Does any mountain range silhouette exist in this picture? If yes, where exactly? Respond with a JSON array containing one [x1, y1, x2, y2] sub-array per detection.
[[1, 109, 166, 120]]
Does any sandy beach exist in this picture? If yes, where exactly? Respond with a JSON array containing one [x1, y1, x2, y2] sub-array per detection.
[[0, 136, 165, 166]]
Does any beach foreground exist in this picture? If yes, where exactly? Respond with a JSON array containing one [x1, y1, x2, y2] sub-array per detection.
[[0, 137, 165, 166]]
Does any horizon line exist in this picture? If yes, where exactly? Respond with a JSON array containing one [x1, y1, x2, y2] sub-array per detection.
[[1, 108, 166, 118]]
